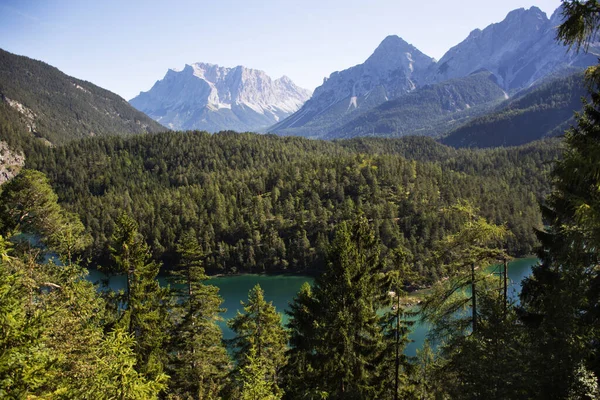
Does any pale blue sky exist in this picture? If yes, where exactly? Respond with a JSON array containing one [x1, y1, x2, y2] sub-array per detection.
[[0, 0, 562, 99]]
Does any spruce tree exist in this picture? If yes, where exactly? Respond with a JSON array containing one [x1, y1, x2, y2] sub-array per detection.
[[228, 284, 287, 399], [518, 1, 600, 396], [110, 213, 170, 383], [285, 216, 390, 399], [282, 282, 323, 400], [169, 229, 230, 399]]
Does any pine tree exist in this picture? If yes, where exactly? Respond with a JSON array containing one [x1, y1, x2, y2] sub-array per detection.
[[239, 347, 283, 400], [169, 230, 230, 399], [110, 213, 170, 383], [285, 216, 390, 399], [228, 284, 287, 398], [77, 328, 168, 399]]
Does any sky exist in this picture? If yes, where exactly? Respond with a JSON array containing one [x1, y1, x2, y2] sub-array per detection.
[[0, 0, 563, 100]]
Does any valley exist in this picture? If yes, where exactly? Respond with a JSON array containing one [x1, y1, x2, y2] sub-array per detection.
[[1, 1, 599, 399]]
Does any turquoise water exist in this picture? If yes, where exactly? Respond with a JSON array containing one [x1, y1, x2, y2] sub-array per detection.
[[403, 257, 537, 356], [87, 257, 537, 356]]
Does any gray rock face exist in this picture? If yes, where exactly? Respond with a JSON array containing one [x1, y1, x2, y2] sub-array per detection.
[[270, 35, 436, 137], [427, 6, 599, 90], [0, 140, 24, 185], [130, 63, 312, 132]]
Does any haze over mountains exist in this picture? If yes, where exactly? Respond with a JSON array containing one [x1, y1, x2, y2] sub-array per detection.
[[130, 63, 311, 132]]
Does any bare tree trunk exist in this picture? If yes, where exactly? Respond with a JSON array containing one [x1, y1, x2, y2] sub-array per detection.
[[471, 263, 477, 333]]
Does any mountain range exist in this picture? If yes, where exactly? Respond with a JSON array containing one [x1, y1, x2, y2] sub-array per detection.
[[0, 4, 597, 156], [129, 63, 311, 132], [271, 5, 598, 139]]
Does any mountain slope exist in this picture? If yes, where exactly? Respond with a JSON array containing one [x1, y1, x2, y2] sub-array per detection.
[[129, 63, 311, 132], [269, 35, 435, 138], [326, 71, 508, 139], [0, 48, 165, 145], [441, 71, 587, 148]]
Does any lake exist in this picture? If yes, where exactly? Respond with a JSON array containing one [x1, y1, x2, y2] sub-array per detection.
[[87, 257, 537, 356]]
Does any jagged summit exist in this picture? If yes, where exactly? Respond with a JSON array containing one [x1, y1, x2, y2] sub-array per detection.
[[130, 62, 311, 132], [269, 35, 435, 137], [427, 5, 595, 90]]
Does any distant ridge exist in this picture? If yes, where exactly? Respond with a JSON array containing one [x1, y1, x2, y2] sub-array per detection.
[[441, 71, 587, 148]]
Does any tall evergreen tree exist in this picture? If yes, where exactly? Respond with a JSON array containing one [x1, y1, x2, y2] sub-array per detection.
[[282, 282, 323, 400], [110, 213, 170, 383], [168, 229, 230, 399], [228, 284, 287, 399], [285, 216, 391, 399], [518, 1, 600, 397]]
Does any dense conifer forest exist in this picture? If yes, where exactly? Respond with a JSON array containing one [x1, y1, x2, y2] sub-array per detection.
[[20, 131, 558, 281], [1, 1, 600, 398]]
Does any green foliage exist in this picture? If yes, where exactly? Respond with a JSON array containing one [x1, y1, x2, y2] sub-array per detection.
[[229, 284, 288, 398], [0, 257, 51, 398], [168, 230, 230, 399], [76, 328, 168, 400], [284, 217, 397, 399], [24, 132, 556, 281], [518, 85, 600, 398], [0, 169, 62, 236], [0, 172, 168, 398], [239, 347, 283, 400], [420, 203, 509, 339], [110, 213, 171, 382], [379, 248, 417, 400], [557, 0, 600, 53]]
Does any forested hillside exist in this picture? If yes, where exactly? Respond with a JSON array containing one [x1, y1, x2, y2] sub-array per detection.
[[25, 131, 560, 281], [0, 48, 165, 145], [441, 71, 587, 148]]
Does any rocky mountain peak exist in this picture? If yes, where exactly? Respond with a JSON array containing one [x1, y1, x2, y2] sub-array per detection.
[[130, 62, 311, 132], [424, 4, 596, 90], [365, 35, 434, 75]]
